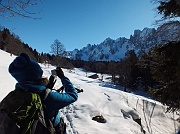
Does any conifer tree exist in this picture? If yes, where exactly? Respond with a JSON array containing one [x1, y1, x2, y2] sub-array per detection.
[[137, 50, 155, 91], [156, 0, 180, 18], [150, 41, 180, 112], [125, 50, 138, 89]]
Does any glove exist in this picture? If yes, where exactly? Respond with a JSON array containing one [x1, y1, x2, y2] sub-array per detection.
[[46, 75, 56, 89], [56, 86, 64, 93], [56, 67, 65, 78]]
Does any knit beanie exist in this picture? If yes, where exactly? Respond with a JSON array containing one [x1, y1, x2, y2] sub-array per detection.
[[9, 53, 43, 82]]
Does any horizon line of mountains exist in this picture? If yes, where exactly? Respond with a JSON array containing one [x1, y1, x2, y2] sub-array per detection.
[[66, 21, 180, 61]]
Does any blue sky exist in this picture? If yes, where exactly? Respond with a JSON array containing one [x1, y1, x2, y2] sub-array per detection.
[[0, 0, 159, 53]]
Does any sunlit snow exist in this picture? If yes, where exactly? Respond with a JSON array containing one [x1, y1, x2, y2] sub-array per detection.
[[0, 50, 179, 134]]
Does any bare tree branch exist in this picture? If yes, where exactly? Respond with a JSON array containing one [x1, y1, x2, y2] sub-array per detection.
[[0, 0, 42, 19]]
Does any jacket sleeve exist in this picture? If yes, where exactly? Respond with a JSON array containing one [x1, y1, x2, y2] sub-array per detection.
[[44, 76, 78, 112]]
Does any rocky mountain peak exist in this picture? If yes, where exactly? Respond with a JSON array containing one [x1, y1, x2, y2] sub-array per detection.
[[70, 21, 180, 61]]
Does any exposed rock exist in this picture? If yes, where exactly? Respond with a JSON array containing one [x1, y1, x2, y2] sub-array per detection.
[[88, 74, 99, 79], [69, 21, 180, 61], [92, 115, 107, 123]]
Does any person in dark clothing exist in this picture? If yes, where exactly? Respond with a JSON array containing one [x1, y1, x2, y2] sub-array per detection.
[[8, 52, 78, 133]]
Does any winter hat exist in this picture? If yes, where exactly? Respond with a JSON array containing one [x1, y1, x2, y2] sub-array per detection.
[[9, 53, 43, 82]]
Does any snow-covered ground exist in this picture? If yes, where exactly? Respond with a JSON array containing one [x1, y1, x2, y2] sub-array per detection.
[[0, 50, 179, 134]]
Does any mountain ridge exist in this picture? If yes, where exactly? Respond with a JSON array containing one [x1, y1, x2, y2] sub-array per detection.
[[69, 21, 180, 61]]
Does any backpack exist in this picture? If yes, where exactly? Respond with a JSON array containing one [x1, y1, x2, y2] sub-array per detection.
[[0, 88, 55, 134]]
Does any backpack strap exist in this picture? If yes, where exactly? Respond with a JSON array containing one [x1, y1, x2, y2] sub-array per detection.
[[33, 89, 55, 134], [40, 89, 60, 128], [16, 87, 51, 101], [39, 88, 51, 101]]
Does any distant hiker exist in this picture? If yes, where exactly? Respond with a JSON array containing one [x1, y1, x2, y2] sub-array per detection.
[[0, 52, 78, 134]]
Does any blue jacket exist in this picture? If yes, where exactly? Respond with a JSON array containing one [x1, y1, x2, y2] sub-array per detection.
[[44, 76, 78, 127], [15, 76, 78, 127]]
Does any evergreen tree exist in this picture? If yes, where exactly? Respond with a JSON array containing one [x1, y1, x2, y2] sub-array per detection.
[[150, 41, 180, 112], [108, 61, 117, 83], [95, 62, 107, 74], [137, 51, 154, 91], [154, 0, 180, 19], [117, 59, 129, 91], [124, 50, 139, 89]]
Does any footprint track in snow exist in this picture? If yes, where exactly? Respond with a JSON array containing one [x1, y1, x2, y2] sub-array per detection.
[[61, 104, 79, 134]]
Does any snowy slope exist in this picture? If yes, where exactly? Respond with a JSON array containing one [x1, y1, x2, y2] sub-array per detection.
[[0, 50, 180, 134]]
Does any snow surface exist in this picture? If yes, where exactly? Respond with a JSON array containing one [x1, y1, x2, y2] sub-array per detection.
[[0, 50, 180, 134]]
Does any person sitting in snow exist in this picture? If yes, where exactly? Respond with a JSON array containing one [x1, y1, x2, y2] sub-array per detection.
[[8, 52, 78, 133]]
